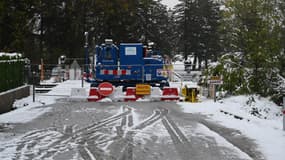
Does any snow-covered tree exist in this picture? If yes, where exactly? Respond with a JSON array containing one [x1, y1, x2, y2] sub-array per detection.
[[215, 0, 283, 96]]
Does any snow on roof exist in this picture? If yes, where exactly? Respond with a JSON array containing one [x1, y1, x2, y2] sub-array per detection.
[[0, 52, 22, 58]]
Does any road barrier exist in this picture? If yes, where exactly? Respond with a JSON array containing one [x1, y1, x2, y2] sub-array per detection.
[[98, 82, 114, 96], [109, 86, 124, 102], [150, 87, 162, 101], [161, 87, 179, 101], [181, 86, 199, 102], [86, 83, 181, 102], [87, 87, 102, 102], [124, 87, 142, 102], [71, 88, 87, 98]]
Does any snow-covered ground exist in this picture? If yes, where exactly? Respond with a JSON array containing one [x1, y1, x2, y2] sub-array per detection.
[[179, 96, 285, 160], [0, 95, 55, 123], [161, 0, 179, 8], [0, 80, 284, 160], [0, 80, 90, 124]]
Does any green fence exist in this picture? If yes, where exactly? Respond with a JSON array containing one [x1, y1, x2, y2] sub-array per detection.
[[0, 56, 25, 93]]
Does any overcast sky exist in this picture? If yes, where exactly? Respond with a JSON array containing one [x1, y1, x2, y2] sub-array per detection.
[[161, 0, 179, 9]]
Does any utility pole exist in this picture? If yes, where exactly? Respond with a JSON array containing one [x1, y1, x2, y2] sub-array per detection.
[[32, 71, 35, 102], [40, 58, 44, 81], [84, 32, 89, 77]]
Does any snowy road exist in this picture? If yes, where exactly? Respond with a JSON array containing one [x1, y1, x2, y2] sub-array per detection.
[[0, 101, 264, 160]]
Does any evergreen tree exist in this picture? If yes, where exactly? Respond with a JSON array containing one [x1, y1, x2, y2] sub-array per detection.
[[0, 0, 37, 54], [174, 0, 221, 70], [0, 0, 176, 62], [196, 0, 221, 69], [279, 0, 285, 77]]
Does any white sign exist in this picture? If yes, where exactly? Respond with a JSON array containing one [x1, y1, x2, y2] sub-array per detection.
[[146, 74, 152, 81], [125, 47, 137, 55], [209, 76, 223, 85], [209, 80, 223, 85], [99, 87, 113, 91]]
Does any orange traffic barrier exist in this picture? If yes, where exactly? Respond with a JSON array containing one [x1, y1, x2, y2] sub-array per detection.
[[87, 87, 104, 102], [161, 87, 179, 101]]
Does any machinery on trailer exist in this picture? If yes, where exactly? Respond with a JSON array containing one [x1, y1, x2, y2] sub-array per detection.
[[89, 39, 169, 88]]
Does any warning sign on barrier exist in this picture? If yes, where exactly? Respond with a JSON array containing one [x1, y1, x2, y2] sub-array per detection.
[[98, 82, 114, 96], [136, 84, 151, 95]]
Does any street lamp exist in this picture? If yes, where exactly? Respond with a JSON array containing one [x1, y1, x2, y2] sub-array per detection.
[[58, 55, 66, 82]]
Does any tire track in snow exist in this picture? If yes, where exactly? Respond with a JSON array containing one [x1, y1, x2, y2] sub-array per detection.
[[161, 113, 193, 160], [74, 106, 131, 135], [120, 113, 134, 160], [198, 120, 264, 160], [112, 108, 165, 160], [12, 106, 132, 160]]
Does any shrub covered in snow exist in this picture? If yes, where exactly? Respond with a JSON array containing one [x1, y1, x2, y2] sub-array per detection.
[[203, 52, 248, 95], [204, 52, 285, 102], [0, 52, 22, 60]]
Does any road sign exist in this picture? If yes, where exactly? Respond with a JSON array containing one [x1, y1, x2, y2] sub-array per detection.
[[209, 76, 223, 85], [136, 84, 151, 95], [98, 82, 114, 96]]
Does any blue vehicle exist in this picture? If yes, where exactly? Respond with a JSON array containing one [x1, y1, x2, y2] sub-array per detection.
[[89, 39, 169, 88]]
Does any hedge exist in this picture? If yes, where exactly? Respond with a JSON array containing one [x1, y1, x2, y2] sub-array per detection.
[[0, 55, 25, 92]]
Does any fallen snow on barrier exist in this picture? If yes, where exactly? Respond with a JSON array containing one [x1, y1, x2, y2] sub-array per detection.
[[46, 80, 90, 96]]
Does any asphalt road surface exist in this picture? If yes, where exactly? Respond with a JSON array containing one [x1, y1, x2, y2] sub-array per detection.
[[0, 100, 265, 160]]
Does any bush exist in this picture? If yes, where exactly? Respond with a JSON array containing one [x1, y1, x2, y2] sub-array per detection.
[[0, 54, 25, 92], [204, 52, 249, 95]]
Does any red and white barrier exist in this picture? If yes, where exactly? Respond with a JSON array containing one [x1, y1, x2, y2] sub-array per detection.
[[87, 87, 103, 102], [161, 87, 179, 101], [109, 86, 125, 102], [97, 82, 114, 96], [86, 84, 180, 102], [124, 87, 142, 102]]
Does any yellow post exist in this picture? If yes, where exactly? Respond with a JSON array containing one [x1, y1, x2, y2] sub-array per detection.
[[192, 89, 195, 102], [181, 86, 186, 97]]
